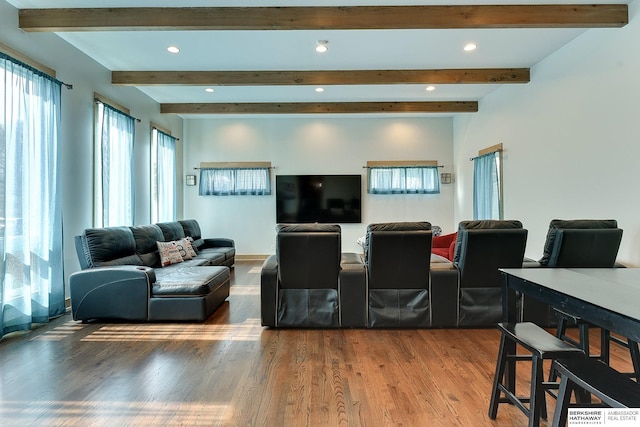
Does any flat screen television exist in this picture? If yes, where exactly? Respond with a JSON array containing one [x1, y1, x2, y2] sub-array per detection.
[[276, 175, 362, 223]]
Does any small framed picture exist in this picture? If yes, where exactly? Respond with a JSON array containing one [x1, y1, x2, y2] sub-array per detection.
[[185, 175, 196, 186]]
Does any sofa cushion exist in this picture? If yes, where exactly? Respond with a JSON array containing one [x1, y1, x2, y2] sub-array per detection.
[[130, 224, 164, 267], [152, 266, 229, 297], [195, 248, 228, 265], [156, 221, 186, 241], [157, 241, 184, 267], [92, 254, 143, 268], [179, 219, 234, 260], [364, 221, 431, 264], [276, 223, 342, 291], [179, 219, 202, 240], [431, 247, 450, 259], [453, 220, 523, 264], [152, 258, 211, 281], [276, 223, 341, 233], [82, 226, 142, 267], [539, 219, 618, 266], [191, 238, 206, 252], [275, 223, 342, 268]]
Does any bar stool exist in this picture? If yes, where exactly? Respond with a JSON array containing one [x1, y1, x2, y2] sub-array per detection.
[[551, 358, 640, 427], [550, 310, 640, 382], [488, 322, 585, 427]]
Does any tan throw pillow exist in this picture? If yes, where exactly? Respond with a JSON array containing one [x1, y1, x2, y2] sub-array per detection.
[[157, 241, 184, 267], [175, 238, 196, 260], [186, 236, 199, 254]]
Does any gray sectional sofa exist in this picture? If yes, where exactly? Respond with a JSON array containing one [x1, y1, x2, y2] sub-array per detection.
[[70, 219, 234, 322]]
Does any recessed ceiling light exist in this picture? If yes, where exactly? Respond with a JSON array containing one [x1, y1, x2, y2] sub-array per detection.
[[205, 88, 215, 93], [426, 85, 436, 92], [464, 42, 477, 52], [167, 46, 180, 54], [315, 87, 325, 93], [315, 40, 329, 53]]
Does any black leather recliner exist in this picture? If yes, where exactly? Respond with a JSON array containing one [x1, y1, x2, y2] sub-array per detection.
[[453, 220, 528, 327], [537, 219, 639, 379], [260, 223, 366, 328], [364, 222, 433, 328], [538, 219, 623, 268], [523, 219, 624, 326]]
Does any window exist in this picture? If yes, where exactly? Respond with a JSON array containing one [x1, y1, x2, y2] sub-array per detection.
[[198, 162, 271, 196], [367, 161, 440, 194], [473, 144, 503, 220], [94, 96, 135, 227], [151, 126, 176, 223], [0, 51, 65, 338]]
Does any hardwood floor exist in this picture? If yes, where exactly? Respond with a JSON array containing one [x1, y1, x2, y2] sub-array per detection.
[[0, 260, 634, 426]]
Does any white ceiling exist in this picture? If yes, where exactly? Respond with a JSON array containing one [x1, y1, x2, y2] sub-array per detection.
[[6, 0, 631, 116]]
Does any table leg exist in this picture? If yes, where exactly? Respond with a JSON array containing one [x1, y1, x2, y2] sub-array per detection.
[[501, 274, 519, 391]]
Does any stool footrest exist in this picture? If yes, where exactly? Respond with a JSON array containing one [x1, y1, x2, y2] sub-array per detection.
[[496, 385, 530, 416], [554, 308, 585, 324]]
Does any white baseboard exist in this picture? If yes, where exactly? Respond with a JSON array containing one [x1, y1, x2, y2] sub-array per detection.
[[235, 254, 269, 261]]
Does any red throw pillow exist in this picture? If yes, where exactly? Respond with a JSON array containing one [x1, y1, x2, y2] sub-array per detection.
[[431, 232, 457, 261]]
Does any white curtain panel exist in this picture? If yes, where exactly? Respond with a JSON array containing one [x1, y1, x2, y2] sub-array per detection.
[[95, 102, 135, 227], [0, 53, 65, 338], [368, 166, 440, 194], [199, 167, 271, 196], [473, 152, 501, 220], [151, 129, 176, 223]]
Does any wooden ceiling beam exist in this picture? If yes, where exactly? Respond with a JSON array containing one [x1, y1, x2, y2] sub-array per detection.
[[160, 101, 478, 115], [19, 5, 628, 32], [113, 68, 529, 86]]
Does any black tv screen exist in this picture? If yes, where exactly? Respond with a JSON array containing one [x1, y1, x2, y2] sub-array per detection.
[[276, 175, 362, 223]]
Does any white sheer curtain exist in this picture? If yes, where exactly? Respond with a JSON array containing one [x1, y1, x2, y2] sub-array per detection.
[[199, 168, 271, 196], [0, 53, 65, 338], [151, 128, 176, 223], [95, 102, 135, 227], [368, 166, 440, 194], [473, 151, 502, 220]]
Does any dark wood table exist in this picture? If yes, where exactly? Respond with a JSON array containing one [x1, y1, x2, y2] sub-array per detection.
[[498, 268, 640, 395], [500, 268, 640, 342]]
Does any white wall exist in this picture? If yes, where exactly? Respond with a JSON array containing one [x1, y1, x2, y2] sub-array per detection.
[[7, 0, 637, 283], [183, 116, 455, 254], [453, 1, 640, 265], [0, 1, 184, 289]]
